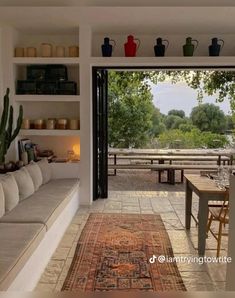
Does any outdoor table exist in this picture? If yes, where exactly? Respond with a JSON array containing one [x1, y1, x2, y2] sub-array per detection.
[[184, 174, 228, 256], [108, 148, 235, 176]]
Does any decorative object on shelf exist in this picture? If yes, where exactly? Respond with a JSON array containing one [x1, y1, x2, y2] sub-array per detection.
[[22, 118, 30, 129], [46, 119, 56, 130], [27, 65, 47, 81], [16, 65, 76, 95], [56, 46, 65, 57], [69, 119, 79, 130], [57, 81, 77, 95], [15, 47, 24, 57], [72, 144, 80, 161], [68, 45, 79, 57], [209, 38, 224, 56], [0, 88, 23, 164], [46, 65, 68, 81], [17, 81, 37, 94], [124, 35, 140, 57], [101, 37, 116, 57], [21, 151, 28, 165], [34, 119, 44, 129], [183, 37, 199, 56], [57, 118, 68, 129], [26, 47, 37, 57], [154, 38, 169, 57], [41, 43, 53, 57]]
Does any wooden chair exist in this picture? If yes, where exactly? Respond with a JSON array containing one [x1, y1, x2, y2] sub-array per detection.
[[207, 190, 229, 257]]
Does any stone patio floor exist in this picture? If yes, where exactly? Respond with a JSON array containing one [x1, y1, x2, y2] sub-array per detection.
[[36, 170, 228, 291]]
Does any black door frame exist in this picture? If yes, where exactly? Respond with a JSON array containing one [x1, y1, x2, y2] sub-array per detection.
[[92, 65, 235, 201]]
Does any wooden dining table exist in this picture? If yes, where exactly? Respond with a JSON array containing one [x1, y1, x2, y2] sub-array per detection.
[[184, 174, 228, 256]]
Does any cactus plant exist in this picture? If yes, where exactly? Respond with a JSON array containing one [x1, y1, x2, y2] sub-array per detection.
[[0, 88, 23, 163]]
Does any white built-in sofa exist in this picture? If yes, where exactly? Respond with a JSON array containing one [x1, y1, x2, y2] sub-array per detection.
[[0, 159, 80, 290]]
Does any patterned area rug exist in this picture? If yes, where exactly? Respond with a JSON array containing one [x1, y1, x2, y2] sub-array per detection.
[[62, 213, 186, 291]]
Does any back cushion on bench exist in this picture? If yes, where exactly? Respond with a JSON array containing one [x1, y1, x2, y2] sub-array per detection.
[[0, 175, 19, 212], [37, 158, 52, 184], [12, 168, 35, 201], [0, 183, 5, 217], [26, 161, 43, 191]]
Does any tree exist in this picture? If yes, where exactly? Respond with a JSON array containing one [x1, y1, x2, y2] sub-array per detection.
[[149, 108, 166, 137], [168, 109, 185, 118], [164, 115, 187, 130], [108, 71, 154, 148], [190, 103, 226, 133]]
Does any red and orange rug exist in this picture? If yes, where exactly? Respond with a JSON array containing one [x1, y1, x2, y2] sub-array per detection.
[[62, 213, 186, 291]]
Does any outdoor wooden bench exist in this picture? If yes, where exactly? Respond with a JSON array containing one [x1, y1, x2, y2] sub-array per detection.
[[108, 163, 220, 185]]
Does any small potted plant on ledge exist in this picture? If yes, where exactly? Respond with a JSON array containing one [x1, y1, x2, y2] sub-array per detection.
[[0, 88, 23, 173]]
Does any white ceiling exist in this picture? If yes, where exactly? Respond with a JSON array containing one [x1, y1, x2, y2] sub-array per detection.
[[0, 7, 234, 34], [0, 0, 235, 6]]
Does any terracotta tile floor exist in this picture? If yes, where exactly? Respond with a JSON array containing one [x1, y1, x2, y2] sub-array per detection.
[[36, 170, 228, 291]]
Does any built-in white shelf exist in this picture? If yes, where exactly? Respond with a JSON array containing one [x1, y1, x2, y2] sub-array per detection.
[[14, 95, 81, 102], [90, 56, 235, 67], [20, 129, 80, 137], [12, 57, 80, 65]]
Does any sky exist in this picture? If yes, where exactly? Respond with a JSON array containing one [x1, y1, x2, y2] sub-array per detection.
[[149, 81, 231, 116]]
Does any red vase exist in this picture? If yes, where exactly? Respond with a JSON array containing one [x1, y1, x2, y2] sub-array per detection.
[[124, 35, 140, 57]]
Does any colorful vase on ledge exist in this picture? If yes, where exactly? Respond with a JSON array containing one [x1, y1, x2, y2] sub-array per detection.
[[183, 37, 199, 56], [101, 37, 116, 57], [124, 35, 140, 57], [154, 38, 169, 57], [209, 38, 224, 56]]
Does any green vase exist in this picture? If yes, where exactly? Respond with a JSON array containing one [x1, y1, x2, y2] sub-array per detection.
[[183, 37, 199, 56]]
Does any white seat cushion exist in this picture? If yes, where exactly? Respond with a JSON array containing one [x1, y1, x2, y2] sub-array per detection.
[[0, 175, 19, 212], [0, 183, 5, 218], [25, 162, 43, 191], [37, 159, 52, 185], [0, 179, 79, 229], [0, 223, 46, 290], [11, 168, 34, 201]]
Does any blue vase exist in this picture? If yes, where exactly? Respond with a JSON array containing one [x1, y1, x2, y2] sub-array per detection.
[[101, 37, 116, 57], [154, 38, 169, 57], [209, 38, 224, 56]]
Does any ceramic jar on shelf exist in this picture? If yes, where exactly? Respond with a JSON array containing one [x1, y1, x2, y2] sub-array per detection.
[[69, 46, 79, 57], [56, 46, 65, 57], [21, 118, 31, 129], [34, 119, 44, 129], [68, 119, 79, 130], [46, 119, 56, 130], [57, 118, 68, 129], [26, 47, 37, 57], [41, 43, 53, 57]]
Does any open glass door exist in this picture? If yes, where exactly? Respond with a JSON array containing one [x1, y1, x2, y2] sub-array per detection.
[[93, 68, 108, 200]]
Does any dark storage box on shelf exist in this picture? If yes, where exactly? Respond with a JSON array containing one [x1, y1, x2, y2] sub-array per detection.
[[37, 81, 57, 95], [17, 80, 37, 94], [27, 65, 47, 81], [46, 65, 68, 81], [57, 82, 77, 95], [16, 64, 77, 95]]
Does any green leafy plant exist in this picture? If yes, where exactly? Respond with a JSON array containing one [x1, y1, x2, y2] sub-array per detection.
[[0, 88, 23, 163]]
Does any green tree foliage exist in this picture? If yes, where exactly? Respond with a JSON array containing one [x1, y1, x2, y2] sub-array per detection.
[[168, 109, 185, 118], [108, 71, 154, 148], [149, 108, 166, 137], [158, 128, 228, 149], [190, 103, 226, 133], [164, 115, 188, 130]]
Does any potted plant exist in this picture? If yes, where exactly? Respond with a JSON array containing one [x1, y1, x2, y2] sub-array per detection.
[[0, 88, 23, 173]]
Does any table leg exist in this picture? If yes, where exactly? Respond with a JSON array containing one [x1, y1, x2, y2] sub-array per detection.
[[185, 180, 192, 229], [217, 155, 221, 166], [198, 196, 209, 256], [114, 154, 117, 176]]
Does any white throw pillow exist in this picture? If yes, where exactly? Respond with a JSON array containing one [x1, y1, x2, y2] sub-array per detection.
[[37, 159, 52, 184], [0, 183, 5, 217], [26, 161, 43, 191], [0, 174, 19, 212], [12, 167, 35, 201]]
